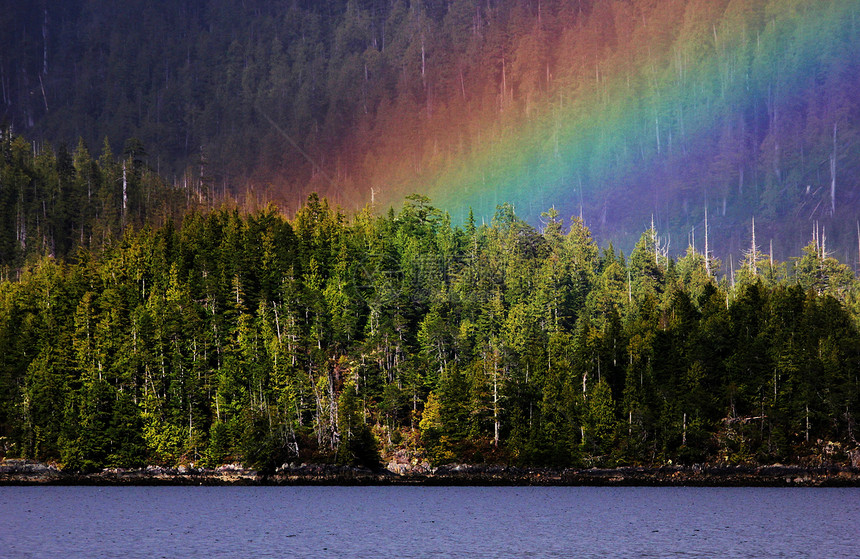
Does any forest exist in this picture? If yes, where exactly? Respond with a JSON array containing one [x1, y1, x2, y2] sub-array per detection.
[[1, 132, 859, 472], [4, 0, 860, 261]]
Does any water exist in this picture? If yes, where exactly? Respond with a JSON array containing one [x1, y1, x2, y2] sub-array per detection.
[[1, 486, 858, 558]]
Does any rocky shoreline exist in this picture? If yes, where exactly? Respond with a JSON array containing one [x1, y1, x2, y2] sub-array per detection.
[[2, 459, 860, 487]]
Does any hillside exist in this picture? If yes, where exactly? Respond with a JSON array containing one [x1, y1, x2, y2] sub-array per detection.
[[3, 0, 860, 262]]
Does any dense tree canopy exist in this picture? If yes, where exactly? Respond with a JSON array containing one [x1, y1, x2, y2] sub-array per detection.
[[1, 191, 858, 471], [4, 1, 860, 473]]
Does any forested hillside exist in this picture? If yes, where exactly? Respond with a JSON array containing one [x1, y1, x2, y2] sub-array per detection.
[[0, 128, 192, 270], [1, 190, 858, 471], [2, 0, 860, 473], [4, 0, 860, 260]]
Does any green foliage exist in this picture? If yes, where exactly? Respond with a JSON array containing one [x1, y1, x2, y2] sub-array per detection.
[[582, 380, 616, 458], [336, 381, 380, 469], [1, 194, 860, 471]]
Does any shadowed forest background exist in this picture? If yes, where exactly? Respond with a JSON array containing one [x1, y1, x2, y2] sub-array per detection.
[[3, 0, 860, 261]]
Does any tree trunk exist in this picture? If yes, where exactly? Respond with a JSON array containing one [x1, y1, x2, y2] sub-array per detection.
[[831, 122, 837, 215]]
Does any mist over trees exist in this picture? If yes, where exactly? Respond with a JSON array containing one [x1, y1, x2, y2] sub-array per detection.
[[3, 0, 860, 260]]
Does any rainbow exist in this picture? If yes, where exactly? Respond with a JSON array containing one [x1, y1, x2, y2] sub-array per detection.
[[364, 0, 860, 256]]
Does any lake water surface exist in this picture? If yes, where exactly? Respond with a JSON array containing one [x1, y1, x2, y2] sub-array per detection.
[[1, 486, 858, 558]]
